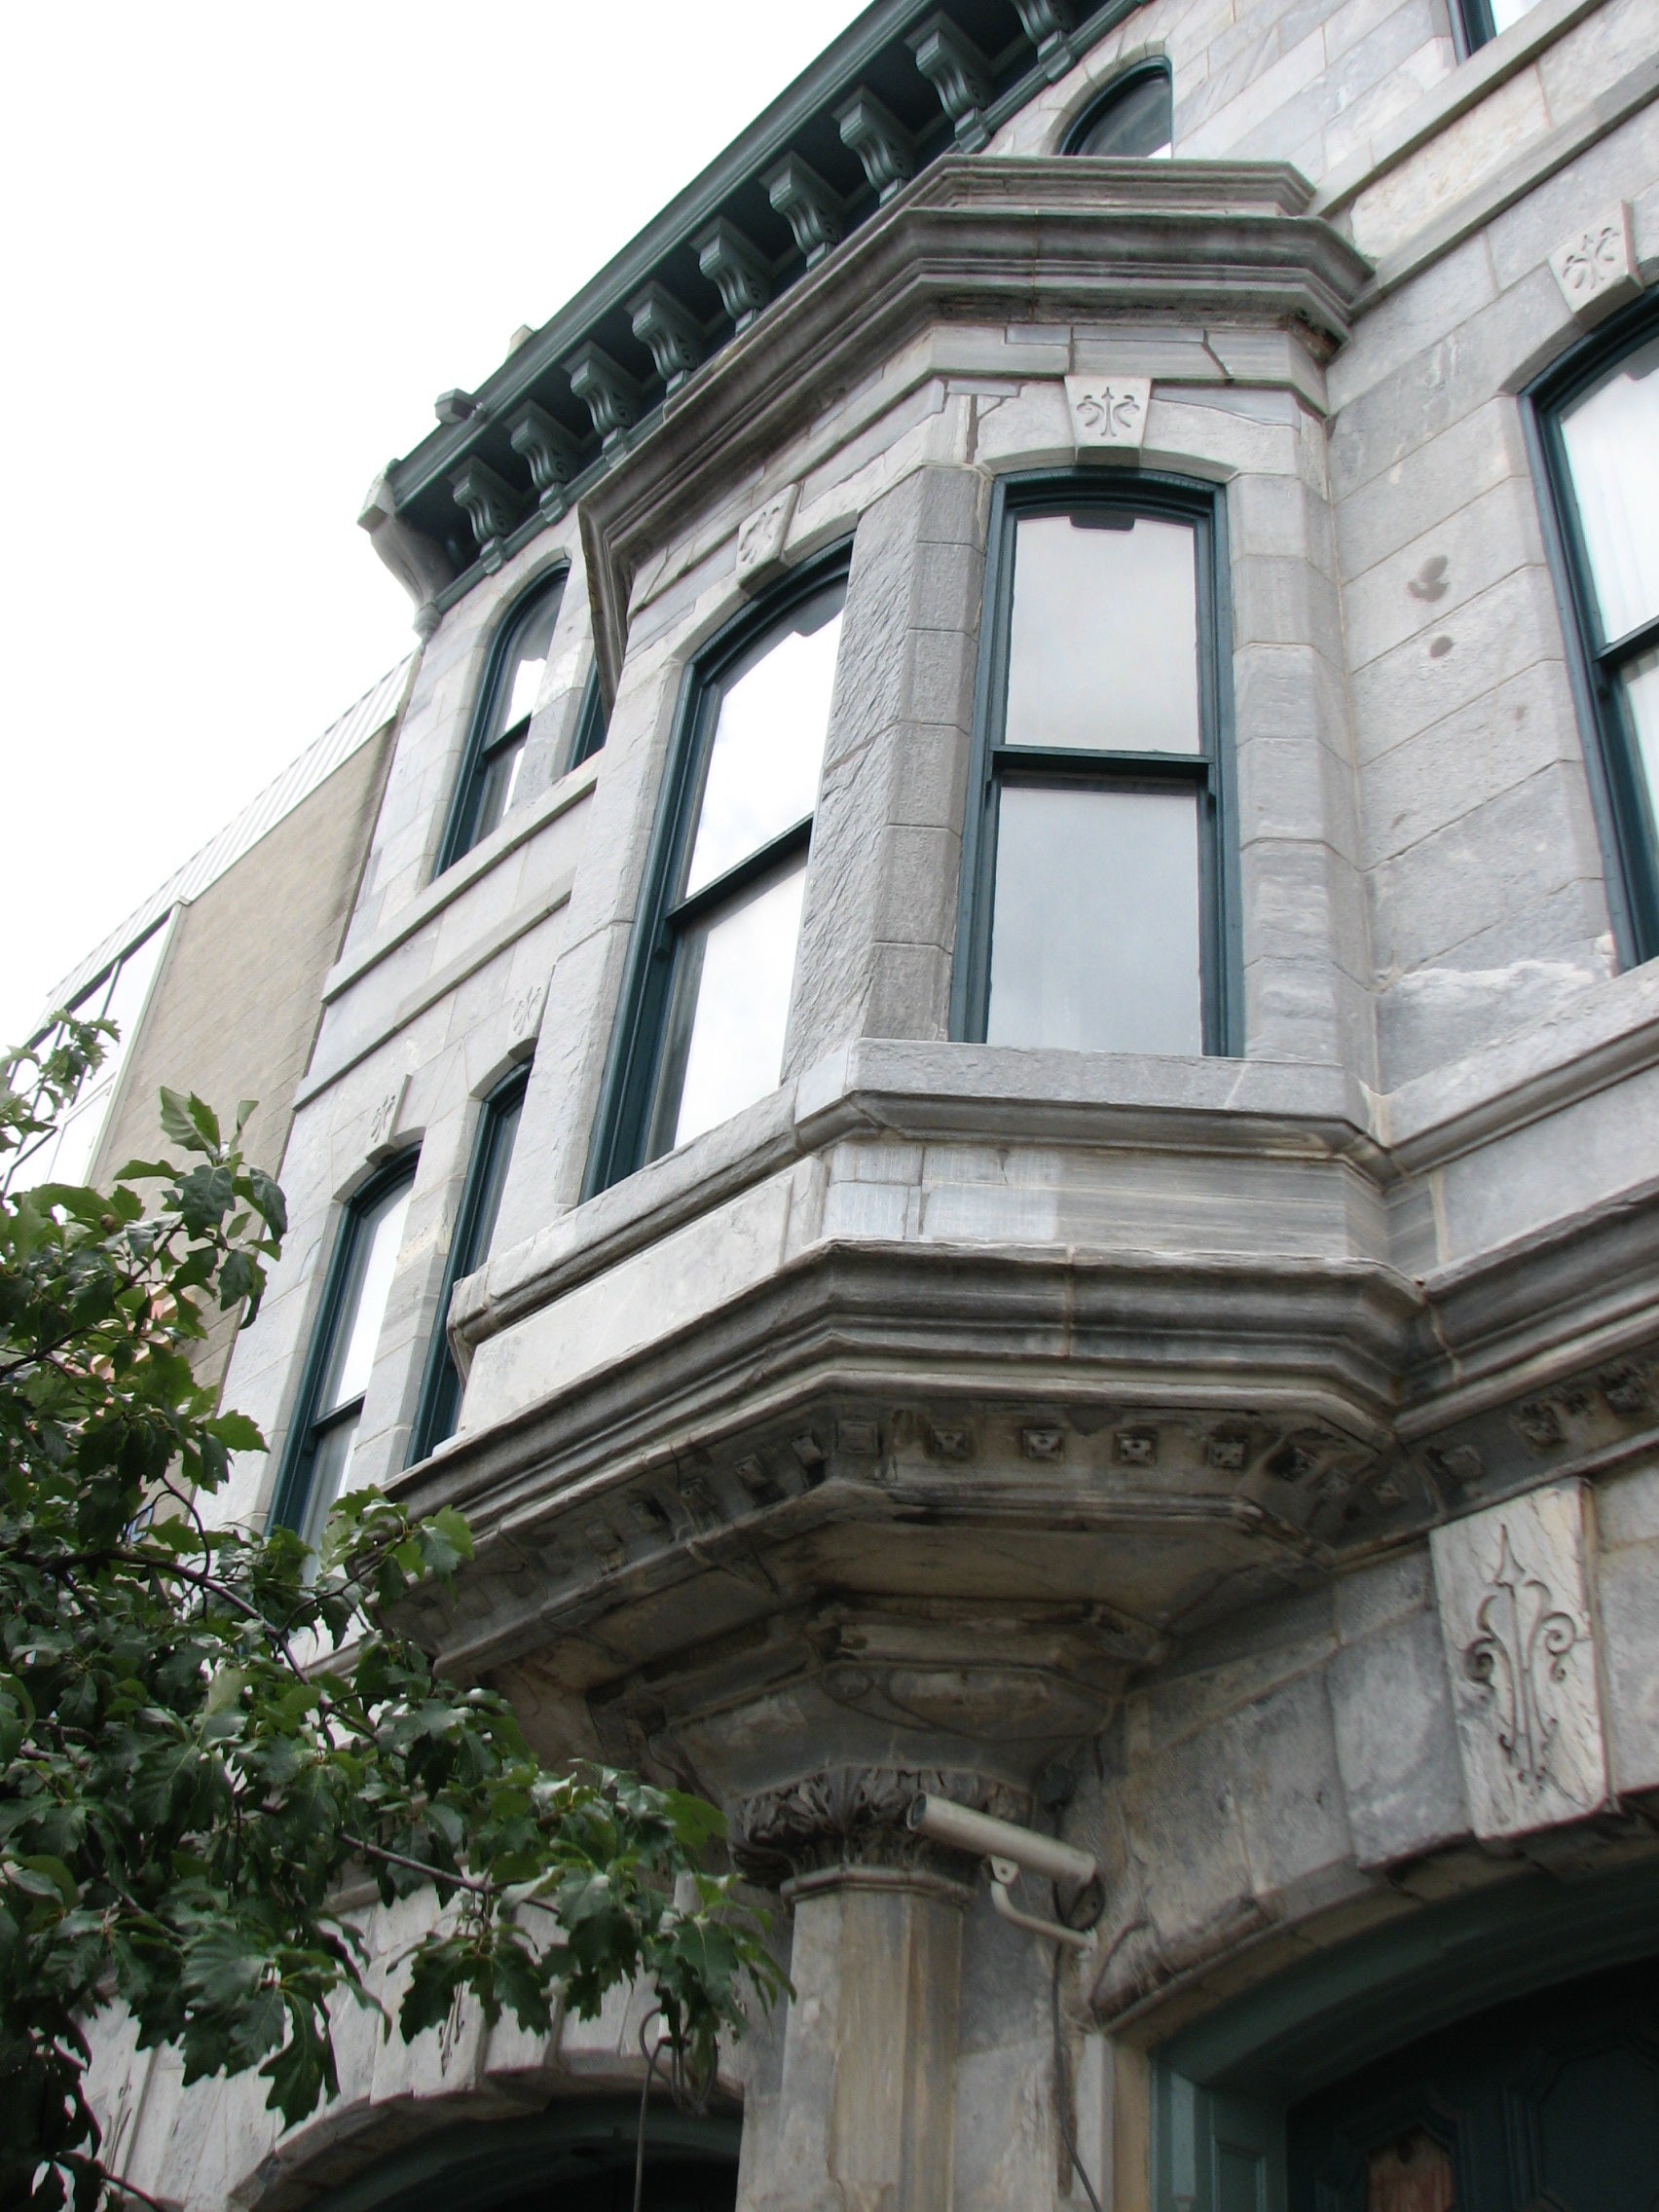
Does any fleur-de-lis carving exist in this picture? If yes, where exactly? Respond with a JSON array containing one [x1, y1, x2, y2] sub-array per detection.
[[1461, 1524, 1581, 1795], [1065, 373, 1153, 451], [1559, 223, 1623, 295], [1076, 385, 1143, 437]]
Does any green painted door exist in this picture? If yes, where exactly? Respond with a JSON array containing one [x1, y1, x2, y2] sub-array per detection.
[[1287, 1959, 1659, 2211]]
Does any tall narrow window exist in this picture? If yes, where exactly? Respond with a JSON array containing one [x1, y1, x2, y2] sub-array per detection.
[[437, 571, 566, 873], [1061, 61, 1173, 158], [274, 1158, 415, 1548], [1538, 314, 1659, 960], [586, 562, 847, 1192], [408, 1068, 527, 1462], [956, 482, 1233, 1055]]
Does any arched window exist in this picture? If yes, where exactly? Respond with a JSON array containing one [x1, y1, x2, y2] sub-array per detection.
[[1533, 299, 1659, 962], [436, 571, 565, 874], [586, 558, 847, 1191], [272, 1153, 417, 1546], [1061, 61, 1172, 160], [408, 1064, 528, 1463]]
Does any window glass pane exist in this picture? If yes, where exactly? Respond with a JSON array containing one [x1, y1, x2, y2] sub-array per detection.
[[12, 921, 171, 1193], [1071, 71, 1172, 158], [656, 857, 809, 1154], [1560, 333, 1659, 645], [301, 1415, 359, 1551], [469, 731, 528, 848], [490, 579, 564, 742], [1621, 645, 1659, 834], [471, 1088, 524, 1267], [317, 1179, 411, 1416], [1005, 514, 1199, 755], [1489, 0, 1540, 29], [987, 784, 1202, 1054], [684, 590, 844, 898]]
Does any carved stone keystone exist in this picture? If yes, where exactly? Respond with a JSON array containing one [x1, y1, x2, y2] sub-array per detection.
[[365, 1075, 410, 1162], [1065, 373, 1153, 451], [735, 482, 799, 591], [1430, 1479, 1611, 1840], [1550, 203, 1642, 326]]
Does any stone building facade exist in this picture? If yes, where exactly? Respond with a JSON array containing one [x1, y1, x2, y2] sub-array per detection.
[[90, 0, 1659, 2206]]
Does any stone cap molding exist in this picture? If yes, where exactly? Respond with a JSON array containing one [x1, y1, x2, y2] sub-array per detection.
[[578, 157, 1373, 705]]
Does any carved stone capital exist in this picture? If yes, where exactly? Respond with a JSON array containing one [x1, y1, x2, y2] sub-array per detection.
[[729, 1765, 1027, 1884]]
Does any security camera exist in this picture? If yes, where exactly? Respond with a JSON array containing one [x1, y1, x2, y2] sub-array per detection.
[[908, 1794, 1103, 1950]]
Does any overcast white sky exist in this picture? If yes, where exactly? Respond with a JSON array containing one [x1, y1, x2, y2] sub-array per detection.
[[0, 0, 869, 1048]]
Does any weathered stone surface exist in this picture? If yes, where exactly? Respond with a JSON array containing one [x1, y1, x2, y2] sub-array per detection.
[[1328, 1607, 1467, 1866]]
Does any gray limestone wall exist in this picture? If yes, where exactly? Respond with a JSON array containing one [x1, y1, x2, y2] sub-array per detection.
[[122, 0, 1659, 2205]]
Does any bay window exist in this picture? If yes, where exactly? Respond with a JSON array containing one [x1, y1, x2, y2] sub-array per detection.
[[587, 561, 847, 1190], [955, 479, 1235, 1055], [1536, 309, 1659, 961]]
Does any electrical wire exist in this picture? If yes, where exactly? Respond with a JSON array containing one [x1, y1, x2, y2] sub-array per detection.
[[633, 2009, 667, 2212], [1051, 1943, 1105, 2212]]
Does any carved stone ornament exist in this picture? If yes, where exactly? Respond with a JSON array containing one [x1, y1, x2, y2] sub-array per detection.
[[564, 342, 643, 452], [736, 482, 800, 591], [1066, 374, 1153, 451], [908, 15, 992, 151], [763, 155, 845, 269], [729, 1765, 1025, 1881], [366, 1074, 409, 1162], [694, 217, 772, 332], [1430, 1480, 1610, 1840], [1550, 203, 1641, 325], [507, 979, 545, 1050], [836, 88, 916, 203]]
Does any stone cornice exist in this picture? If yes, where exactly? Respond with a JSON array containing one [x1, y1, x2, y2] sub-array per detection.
[[578, 157, 1371, 702]]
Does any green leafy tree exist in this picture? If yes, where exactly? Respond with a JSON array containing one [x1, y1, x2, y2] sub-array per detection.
[[0, 1020, 781, 2211]]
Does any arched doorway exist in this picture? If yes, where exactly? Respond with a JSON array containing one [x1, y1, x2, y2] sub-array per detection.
[[1288, 1958, 1659, 2211], [298, 2101, 740, 2212], [1146, 1856, 1659, 2212]]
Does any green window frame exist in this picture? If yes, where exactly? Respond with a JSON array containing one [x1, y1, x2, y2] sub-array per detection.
[[435, 570, 567, 875], [1454, 0, 1541, 53], [952, 471, 1239, 1057], [1060, 58, 1173, 158], [569, 665, 609, 767], [408, 1065, 528, 1464], [1530, 293, 1659, 966], [271, 1152, 417, 1546], [585, 548, 850, 1196]]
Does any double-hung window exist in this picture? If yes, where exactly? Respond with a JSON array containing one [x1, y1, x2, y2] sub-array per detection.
[[587, 563, 846, 1189], [437, 571, 565, 872], [273, 1158, 415, 1548], [955, 480, 1235, 1056], [408, 1068, 527, 1462], [1536, 311, 1659, 962]]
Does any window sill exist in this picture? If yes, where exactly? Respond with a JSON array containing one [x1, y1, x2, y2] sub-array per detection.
[[322, 756, 599, 1008]]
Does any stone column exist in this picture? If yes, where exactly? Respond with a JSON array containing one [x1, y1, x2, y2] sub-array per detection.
[[732, 1768, 1005, 2212]]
